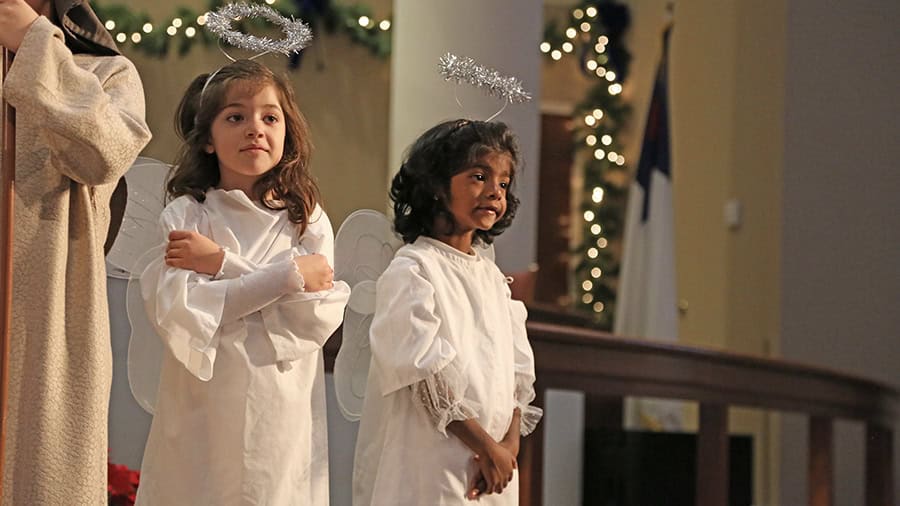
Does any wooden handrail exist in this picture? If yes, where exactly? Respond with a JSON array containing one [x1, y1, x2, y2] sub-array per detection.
[[527, 321, 899, 426]]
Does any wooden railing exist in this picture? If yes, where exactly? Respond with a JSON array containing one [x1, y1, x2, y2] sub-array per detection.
[[517, 320, 899, 506], [322, 314, 898, 506]]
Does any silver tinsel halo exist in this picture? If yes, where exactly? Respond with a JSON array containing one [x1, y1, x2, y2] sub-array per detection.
[[205, 3, 312, 56], [438, 53, 532, 104]]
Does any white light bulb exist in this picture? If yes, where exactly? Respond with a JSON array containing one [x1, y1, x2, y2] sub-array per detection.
[[105, 20, 115, 30], [379, 20, 391, 30], [601, 135, 612, 145], [585, 134, 597, 146], [590, 224, 602, 235], [593, 149, 605, 160], [172, 18, 183, 28], [583, 210, 595, 222], [131, 33, 141, 43], [586, 6, 598, 18], [166, 26, 177, 36], [551, 49, 562, 61], [358, 16, 370, 27], [566, 27, 577, 39], [584, 115, 596, 126], [540, 42, 551, 53], [562, 42, 574, 53], [116, 33, 126, 43], [142, 23, 153, 33], [185, 26, 196, 38]]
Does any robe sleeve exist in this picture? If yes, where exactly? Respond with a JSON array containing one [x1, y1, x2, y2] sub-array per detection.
[[410, 360, 480, 437], [258, 207, 350, 364], [370, 256, 458, 396], [508, 296, 543, 436], [140, 199, 225, 381], [3, 16, 151, 185]]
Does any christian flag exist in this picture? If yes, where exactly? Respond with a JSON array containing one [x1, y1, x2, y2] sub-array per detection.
[[614, 28, 683, 430]]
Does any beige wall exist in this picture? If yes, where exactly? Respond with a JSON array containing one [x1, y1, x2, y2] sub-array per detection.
[[125, 0, 392, 226]]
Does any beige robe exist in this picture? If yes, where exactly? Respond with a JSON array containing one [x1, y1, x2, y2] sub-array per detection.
[[0, 16, 151, 506]]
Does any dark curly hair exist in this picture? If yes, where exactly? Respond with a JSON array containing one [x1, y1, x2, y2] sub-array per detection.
[[391, 119, 521, 245], [167, 59, 320, 235]]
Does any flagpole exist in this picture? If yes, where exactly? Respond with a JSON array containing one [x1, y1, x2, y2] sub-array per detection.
[[0, 46, 16, 496]]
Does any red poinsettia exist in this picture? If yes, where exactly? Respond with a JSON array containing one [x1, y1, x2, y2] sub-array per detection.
[[108, 459, 140, 506]]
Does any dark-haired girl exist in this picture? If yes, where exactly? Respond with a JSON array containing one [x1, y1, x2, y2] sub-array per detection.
[[353, 119, 542, 505]]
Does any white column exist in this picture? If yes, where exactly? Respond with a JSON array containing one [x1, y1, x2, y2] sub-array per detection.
[[389, 0, 542, 271]]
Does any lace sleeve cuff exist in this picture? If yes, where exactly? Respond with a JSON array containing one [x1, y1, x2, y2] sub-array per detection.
[[411, 361, 479, 437], [515, 375, 543, 436]]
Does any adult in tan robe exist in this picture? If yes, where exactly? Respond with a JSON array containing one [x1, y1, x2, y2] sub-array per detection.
[[0, 0, 151, 503]]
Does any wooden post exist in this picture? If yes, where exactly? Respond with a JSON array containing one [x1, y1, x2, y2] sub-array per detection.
[[809, 416, 834, 506], [696, 403, 729, 506], [518, 386, 545, 506], [0, 47, 16, 499], [865, 424, 894, 506]]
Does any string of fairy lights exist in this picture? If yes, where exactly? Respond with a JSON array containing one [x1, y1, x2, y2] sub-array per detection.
[[539, 3, 631, 325], [92, 0, 392, 58]]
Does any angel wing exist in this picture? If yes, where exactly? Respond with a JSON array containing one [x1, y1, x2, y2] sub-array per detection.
[[106, 156, 170, 278], [104, 156, 171, 414], [332, 209, 403, 421]]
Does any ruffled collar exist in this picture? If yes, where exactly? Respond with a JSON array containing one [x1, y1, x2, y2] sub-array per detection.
[[415, 236, 482, 265]]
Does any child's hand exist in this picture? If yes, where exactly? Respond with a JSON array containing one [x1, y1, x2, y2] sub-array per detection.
[[473, 440, 516, 495], [466, 466, 488, 501], [293, 254, 334, 292], [0, 0, 40, 52], [166, 230, 224, 276]]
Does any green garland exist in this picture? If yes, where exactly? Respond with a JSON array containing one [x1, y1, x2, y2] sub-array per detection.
[[91, 0, 391, 60], [541, 1, 631, 329]]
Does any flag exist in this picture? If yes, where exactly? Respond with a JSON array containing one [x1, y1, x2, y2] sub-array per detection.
[[614, 28, 683, 431]]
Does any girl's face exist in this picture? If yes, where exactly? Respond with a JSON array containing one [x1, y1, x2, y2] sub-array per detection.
[[206, 82, 286, 195], [445, 150, 513, 236]]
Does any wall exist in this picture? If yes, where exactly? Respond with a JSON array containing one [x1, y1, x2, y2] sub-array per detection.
[[780, 0, 900, 503]]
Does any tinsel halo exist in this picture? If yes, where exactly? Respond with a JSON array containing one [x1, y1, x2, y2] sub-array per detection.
[[438, 53, 532, 104], [205, 2, 312, 56]]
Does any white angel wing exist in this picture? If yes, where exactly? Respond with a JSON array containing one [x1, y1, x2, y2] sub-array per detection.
[[104, 157, 170, 414], [106, 156, 170, 279], [332, 209, 402, 421], [125, 247, 167, 414]]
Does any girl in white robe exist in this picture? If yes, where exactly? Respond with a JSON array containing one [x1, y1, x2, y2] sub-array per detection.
[[353, 120, 542, 505], [134, 60, 348, 505]]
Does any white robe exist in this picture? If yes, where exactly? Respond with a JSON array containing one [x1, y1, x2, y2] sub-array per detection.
[[352, 237, 541, 506], [135, 189, 349, 505]]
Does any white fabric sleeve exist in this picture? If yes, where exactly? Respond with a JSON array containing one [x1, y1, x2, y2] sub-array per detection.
[[4, 16, 151, 185], [215, 248, 261, 279], [140, 200, 225, 381], [410, 359, 480, 437], [509, 298, 543, 436], [258, 212, 349, 364], [219, 259, 305, 323], [370, 257, 458, 396]]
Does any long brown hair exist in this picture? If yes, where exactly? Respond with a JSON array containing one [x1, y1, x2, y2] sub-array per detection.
[[168, 59, 320, 234]]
